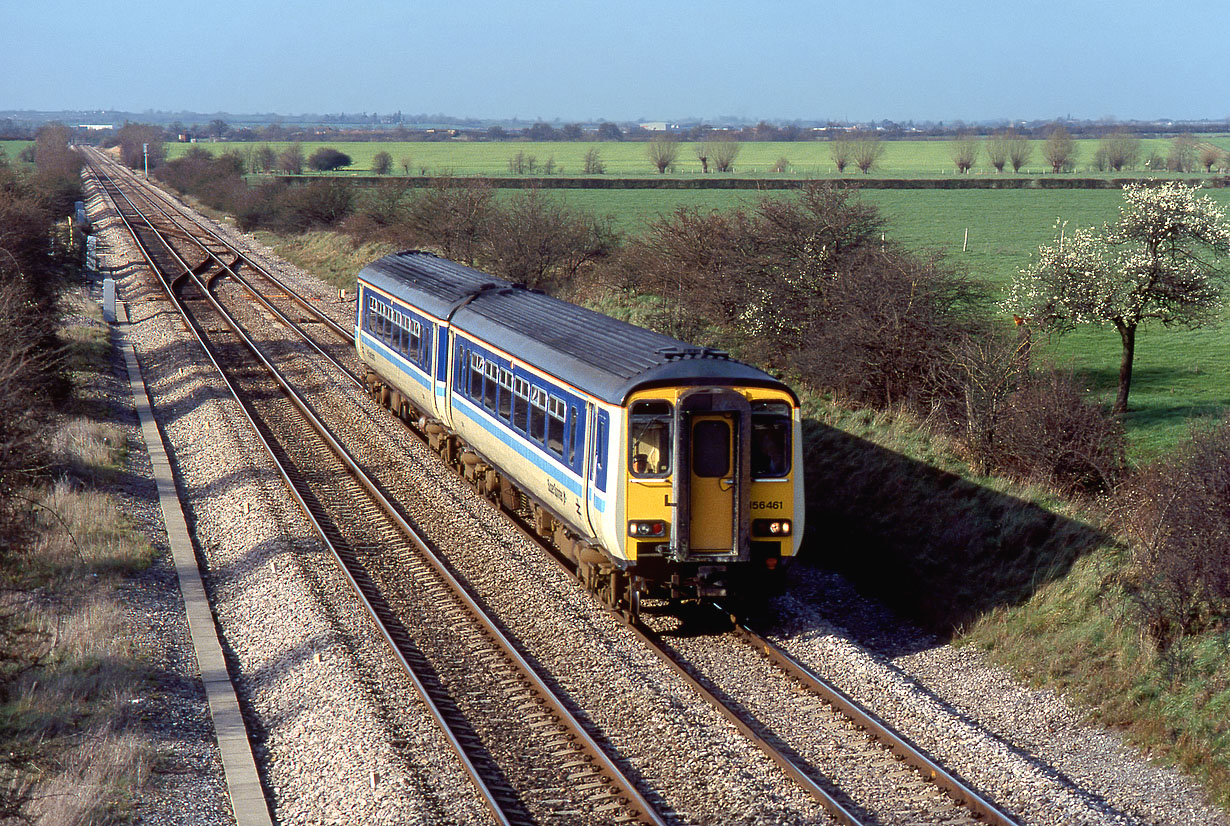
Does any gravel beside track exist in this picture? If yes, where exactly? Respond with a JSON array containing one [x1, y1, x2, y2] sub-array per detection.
[[86, 163, 1230, 826], [85, 169, 496, 826], [767, 567, 1230, 826]]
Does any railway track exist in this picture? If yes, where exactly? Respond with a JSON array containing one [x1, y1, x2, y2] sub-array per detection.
[[86, 147, 1024, 826], [85, 148, 666, 826]]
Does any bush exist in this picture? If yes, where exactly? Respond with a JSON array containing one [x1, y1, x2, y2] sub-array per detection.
[[307, 147, 352, 172], [1119, 415, 1230, 647], [990, 368, 1125, 494], [371, 150, 393, 175]]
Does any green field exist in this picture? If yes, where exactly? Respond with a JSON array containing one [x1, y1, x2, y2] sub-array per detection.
[[0, 140, 33, 164], [164, 136, 1230, 178]]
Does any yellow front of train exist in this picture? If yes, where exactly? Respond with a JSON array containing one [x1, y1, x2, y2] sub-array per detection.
[[621, 383, 803, 598]]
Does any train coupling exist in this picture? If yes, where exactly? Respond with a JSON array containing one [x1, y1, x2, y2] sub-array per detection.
[[695, 566, 728, 598]]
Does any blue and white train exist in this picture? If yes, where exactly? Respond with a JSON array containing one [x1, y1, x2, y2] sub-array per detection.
[[355, 250, 803, 612]]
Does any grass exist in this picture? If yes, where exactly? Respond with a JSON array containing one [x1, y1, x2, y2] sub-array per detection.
[[0, 288, 157, 822], [164, 135, 1230, 178]]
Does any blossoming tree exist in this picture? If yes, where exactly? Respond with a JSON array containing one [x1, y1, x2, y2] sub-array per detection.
[[1005, 182, 1230, 414]]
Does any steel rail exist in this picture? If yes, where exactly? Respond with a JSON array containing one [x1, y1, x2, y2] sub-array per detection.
[[89, 153, 664, 826], [85, 150, 360, 386], [87, 156, 514, 824], [87, 155, 666, 826], [89, 149, 352, 340], [722, 615, 1021, 826]]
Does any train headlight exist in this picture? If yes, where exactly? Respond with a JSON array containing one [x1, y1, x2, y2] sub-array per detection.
[[752, 519, 792, 537], [628, 520, 669, 538]]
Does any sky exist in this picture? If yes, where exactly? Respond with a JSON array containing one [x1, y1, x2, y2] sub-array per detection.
[[4, 0, 1228, 124]]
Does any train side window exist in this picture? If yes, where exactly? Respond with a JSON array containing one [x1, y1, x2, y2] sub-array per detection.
[[469, 352, 484, 400], [547, 395, 566, 456], [530, 387, 547, 444], [514, 377, 530, 433], [751, 401, 792, 478], [566, 407, 578, 467], [629, 400, 672, 477], [484, 361, 498, 412], [407, 318, 420, 360], [498, 368, 513, 420]]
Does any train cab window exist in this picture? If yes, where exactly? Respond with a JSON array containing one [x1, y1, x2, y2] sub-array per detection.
[[469, 353, 484, 400], [751, 401, 792, 479], [547, 396, 566, 456], [530, 387, 548, 444], [629, 400, 672, 478]]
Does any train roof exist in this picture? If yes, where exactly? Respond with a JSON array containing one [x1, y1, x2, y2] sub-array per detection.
[[358, 251, 797, 406]]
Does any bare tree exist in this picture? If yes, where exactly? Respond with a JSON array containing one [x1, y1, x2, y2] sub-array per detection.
[[483, 188, 616, 291], [278, 143, 304, 174], [1168, 134, 1197, 172], [400, 156, 413, 175], [985, 131, 1009, 173], [405, 178, 496, 265], [1099, 132, 1140, 172], [115, 123, 166, 171], [1007, 130, 1032, 172], [851, 133, 884, 173], [372, 150, 393, 175], [1043, 126, 1075, 173], [583, 147, 605, 174], [253, 144, 276, 173], [951, 133, 978, 173], [1199, 144, 1224, 173], [646, 135, 679, 174], [830, 132, 852, 173], [695, 142, 711, 173], [711, 137, 740, 173]]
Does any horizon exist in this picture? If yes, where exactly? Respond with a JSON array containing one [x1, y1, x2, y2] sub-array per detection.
[[5, 0, 1227, 125]]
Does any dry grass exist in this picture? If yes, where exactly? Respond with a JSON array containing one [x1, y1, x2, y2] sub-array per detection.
[[0, 299, 156, 822]]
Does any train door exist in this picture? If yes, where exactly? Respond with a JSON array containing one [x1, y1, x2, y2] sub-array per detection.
[[673, 389, 751, 560], [688, 415, 735, 551]]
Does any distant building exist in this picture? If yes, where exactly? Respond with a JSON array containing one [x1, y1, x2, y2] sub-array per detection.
[[638, 122, 678, 132], [78, 124, 114, 131]]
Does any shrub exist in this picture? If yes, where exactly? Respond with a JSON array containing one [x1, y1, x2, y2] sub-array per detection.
[[1119, 415, 1230, 648], [992, 367, 1125, 494], [371, 150, 393, 175], [307, 147, 352, 172]]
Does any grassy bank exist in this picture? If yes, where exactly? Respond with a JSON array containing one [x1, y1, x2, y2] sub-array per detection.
[[0, 289, 157, 823]]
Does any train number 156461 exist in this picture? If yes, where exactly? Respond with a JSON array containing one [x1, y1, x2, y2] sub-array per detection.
[[751, 500, 783, 510]]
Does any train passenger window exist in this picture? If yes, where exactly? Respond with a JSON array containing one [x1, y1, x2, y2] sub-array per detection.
[[629, 400, 672, 477], [469, 353, 484, 400], [513, 377, 530, 432], [498, 369, 513, 420], [530, 387, 547, 444], [484, 362, 498, 412], [547, 395, 566, 456], [407, 319, 419, 359], [751, 402, 792, 478]]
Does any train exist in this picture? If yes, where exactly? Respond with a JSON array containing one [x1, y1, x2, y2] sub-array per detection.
[[354, 250, 803, 615]]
